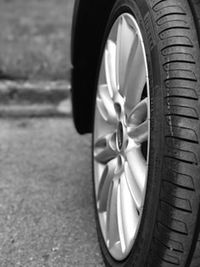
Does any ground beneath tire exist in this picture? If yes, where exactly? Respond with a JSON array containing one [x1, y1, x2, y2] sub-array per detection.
[[0, 118, 104, 267]]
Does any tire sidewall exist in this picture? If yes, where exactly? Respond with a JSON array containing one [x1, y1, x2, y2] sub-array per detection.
[[92, 0, 165, 266]]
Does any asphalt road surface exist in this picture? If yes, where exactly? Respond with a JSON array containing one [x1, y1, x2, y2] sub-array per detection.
[[0, 118, 104, 267]]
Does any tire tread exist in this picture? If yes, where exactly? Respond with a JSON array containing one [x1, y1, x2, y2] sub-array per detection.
[[147, 0, 200, 266]]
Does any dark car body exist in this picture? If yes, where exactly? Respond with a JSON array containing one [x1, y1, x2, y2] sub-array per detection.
[[71, 0, 116, 134]]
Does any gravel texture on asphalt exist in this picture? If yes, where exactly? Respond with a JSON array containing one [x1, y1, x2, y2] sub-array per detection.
[[0, 118, 104, 267]]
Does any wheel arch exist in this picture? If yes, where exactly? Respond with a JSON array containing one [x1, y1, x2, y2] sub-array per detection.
[[71, 0, 116, 134]]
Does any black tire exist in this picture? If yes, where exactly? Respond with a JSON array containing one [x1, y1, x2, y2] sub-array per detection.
[[187, 2, 200, 267], [92, 0, 200, 266], [189, 0, 200, 47]]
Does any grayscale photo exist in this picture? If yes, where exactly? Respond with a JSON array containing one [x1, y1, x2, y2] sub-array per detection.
[[0, 0, 199, 266]]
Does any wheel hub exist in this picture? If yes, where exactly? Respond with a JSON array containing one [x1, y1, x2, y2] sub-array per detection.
[[116, 122, 124, 151]]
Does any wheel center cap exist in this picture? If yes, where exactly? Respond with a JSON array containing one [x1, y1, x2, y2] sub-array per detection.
[[117, 122, 124, 151]]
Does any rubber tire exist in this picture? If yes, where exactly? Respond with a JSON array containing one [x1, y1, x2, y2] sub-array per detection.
[[92, 0, 200, 266], [189, 0, 200, 45], [186, 1, 200, 266]]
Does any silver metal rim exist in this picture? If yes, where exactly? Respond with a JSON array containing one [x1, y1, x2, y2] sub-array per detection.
[[93, 13, 150, 261]]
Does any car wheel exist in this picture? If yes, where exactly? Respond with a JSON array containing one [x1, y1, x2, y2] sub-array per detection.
[[92, 0, 200, 266]]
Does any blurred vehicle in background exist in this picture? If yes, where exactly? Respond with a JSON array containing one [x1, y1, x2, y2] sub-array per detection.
[[71, 0, 200, 266]]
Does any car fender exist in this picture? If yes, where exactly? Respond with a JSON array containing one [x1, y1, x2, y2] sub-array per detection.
[[71, 0, 116, 134]]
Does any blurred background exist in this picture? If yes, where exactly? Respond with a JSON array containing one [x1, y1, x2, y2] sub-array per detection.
[[0, 1, 104, 266], [0, 0, 72, 81]]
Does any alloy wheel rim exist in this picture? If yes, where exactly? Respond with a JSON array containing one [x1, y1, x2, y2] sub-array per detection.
[[93, 13, 150, 261]]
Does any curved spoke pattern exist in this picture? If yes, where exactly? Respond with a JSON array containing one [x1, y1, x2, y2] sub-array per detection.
[[94, 13, 150, 261], [106, 178, 120, 250], [128, 97, 148, 125], [119, 174, 140, 251], [97, 158, 118, 212], [128, 97, 149, 144], [116, 16, 135, 93], [124, 39, 147, 110], [126, 148, 147, 194], [128, 120, 148, 144], [94, 133, 117, 164], [105, 40, 118, 98], [124, 161, 143, 209], [97, 84, 117, 123]]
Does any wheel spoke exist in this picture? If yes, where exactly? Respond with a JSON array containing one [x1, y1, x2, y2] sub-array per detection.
[[127, 97, 149, 144], [124, 161, 143, 210], [118, 174, 140, 250], [124, 39, 146, 109], [107, 178, 120, 249], [94, 133, 117, 164], [116, 16, 135, 93], [128, 120, 148, 144], [98, 159, 118, 212], [126, 147, 147, 194], [105, 40, 118, 98], [128, 97, 148, 125], [97, 84, 117, 123]]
